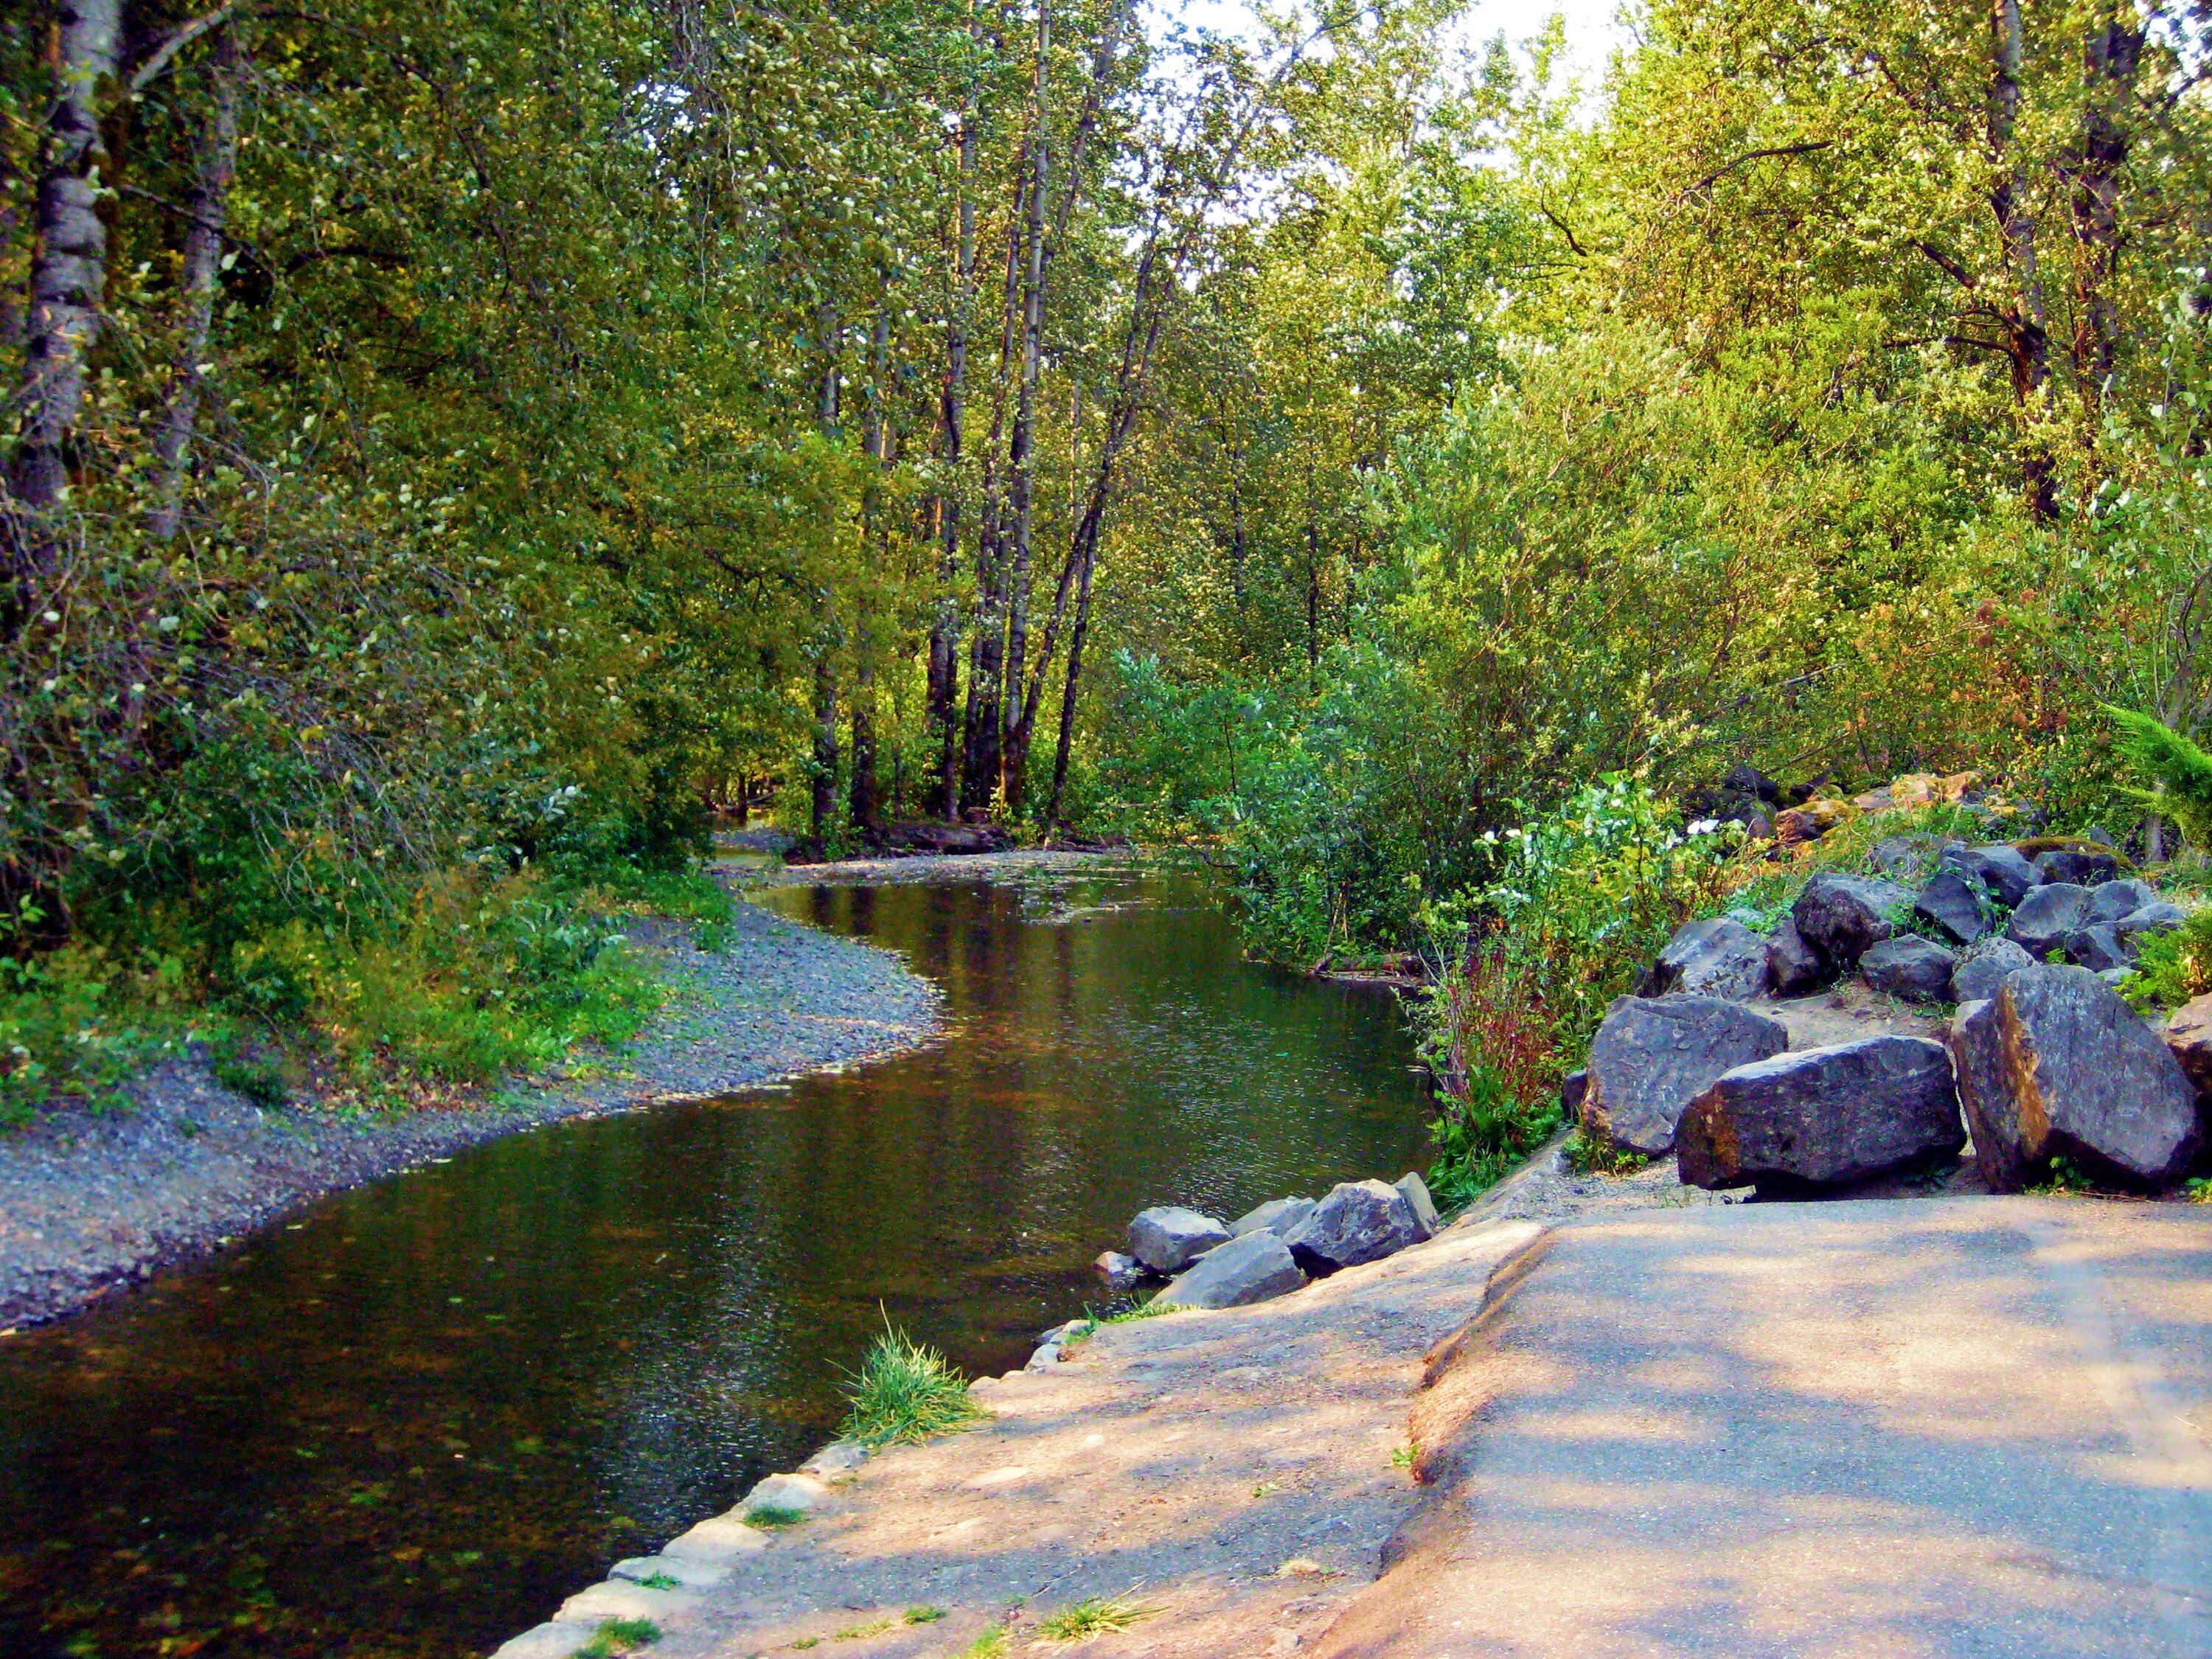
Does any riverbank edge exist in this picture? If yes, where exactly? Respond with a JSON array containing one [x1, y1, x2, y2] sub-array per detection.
[[0, 883, 945, 1332]]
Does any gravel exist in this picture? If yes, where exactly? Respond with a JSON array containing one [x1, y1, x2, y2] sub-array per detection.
[[0, 894, 939, 1331]]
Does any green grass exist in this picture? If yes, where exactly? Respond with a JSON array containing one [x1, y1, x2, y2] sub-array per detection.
[[212, 1046, 291, 1110], [575, 1618, 661, 1658], [902, 1606, 946, 1624], [837, 1315, 988, 1447], [1059, 1298, 1178, 1351], [744, 1503, 808, 1528], [959, 1630, 1009, 1658], [1036, 1598, 1155, 1642], [1391, 1443, 1416, 1470], [631, 1571, 681, 1590], [1564, 1130, 1648, 1177], [833, 1617, 893, 1639]]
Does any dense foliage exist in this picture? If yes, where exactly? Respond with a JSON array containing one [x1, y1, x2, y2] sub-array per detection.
[[7, 0, 2212, 1135]]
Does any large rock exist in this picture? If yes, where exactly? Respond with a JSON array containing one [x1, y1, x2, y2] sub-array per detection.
[[1229, 1197, 1315, 1239], [1677, 1036, 1964, 1191], [1859, 934, 1958, 1003], [2115, 902, 2187, 945], [1153, 1231, 1307, 1310], [1579, 995, 1790, 1156], [2006, 882, 2091, 959], [1125, 1206, 1230, 1274], [1639, 917, 1771, 1001], [1765, 917, 1826, 996], [1282, 1179, 1427, 1273], [1951, 937, 2034, 1004], [1870, 834, 1952, 880], [1394, 1171, 1441, 1237], [2034, 848, 2121, 886], [1791, 873, 1913, 968], [1914, 870, 1990, 946], [1939, 843, 2040, 909], [2163, 993, 2212, 1093], [2062, 924, 2136, 974], [2084, 879, 2160, 923], [1947, 965, 2199, 1192]]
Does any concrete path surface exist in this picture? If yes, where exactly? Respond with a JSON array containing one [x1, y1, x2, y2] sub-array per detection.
[[1315, 1197, 2212, 1659]]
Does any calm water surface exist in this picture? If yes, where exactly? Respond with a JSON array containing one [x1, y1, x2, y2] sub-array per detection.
[[0, 867, 1427, 1658]]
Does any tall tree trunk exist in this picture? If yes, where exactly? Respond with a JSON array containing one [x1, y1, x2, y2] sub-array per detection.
[[1988, 0, 2056, 518], [928, 104, 977, 820], [811, 655, 840, 842], [148, 24, 240, 543], [1044, 514, 1099, 827], [850, 310, 891, 837], [960, 165, 1030, 816], [7, 0, 123, 633], [811, 319, 843, 844], [2070, 3, 2142, 403], [999, 0, 1049, 818]]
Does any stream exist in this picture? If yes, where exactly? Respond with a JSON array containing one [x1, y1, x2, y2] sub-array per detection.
[[0, 865, 1430, 1658]]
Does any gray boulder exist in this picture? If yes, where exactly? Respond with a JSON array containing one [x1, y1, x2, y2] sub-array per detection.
[[1126, 1206, 1229, 1274], [1154, 1231, 1306, 1310], [1640, 917, 1770, 1001], [1229, 1197, 1315, 1240], [1677, 1036, 1964, 1191], [1947, 964, 2199, 1192], [2006, 882, 2091, 959], [2061, 924, 2135, 973], [2085, 879, 2160, 923], [2115, 902, 2187, 945], [1579, 995, 1790, 1156], [1951, 937, 2034, 1004], [1939, 843, 2040, 908], [1283, 1179, 1427, 1273], [1766, 917, 1826, 996], [1914, 870, 1990, 946], [1859, 934, 1958, 1003], [1792, 873, 1913, 968], [1871, 835, 1964, 880], [2034, 848, 2121, 886], [1394, 1171, 1441, 1237], [1092, 1250, 1145, 1292]]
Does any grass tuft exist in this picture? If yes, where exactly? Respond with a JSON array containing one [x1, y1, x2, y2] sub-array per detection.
[[744, 1503, 808, 1528], [902, 1605, 946, 1624], [1036, 1597, 1155, 1643], [576, 1618, 661, 1658], [959, 1630, 1009, 1658], [837, 1313, 987, 1448]]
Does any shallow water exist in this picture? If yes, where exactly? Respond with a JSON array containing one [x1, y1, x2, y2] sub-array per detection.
[[0, 867, 1427, 1658]]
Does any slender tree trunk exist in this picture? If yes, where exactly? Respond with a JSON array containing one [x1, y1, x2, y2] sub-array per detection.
[[149, 24, 240, 543], [928, 106, 977, 820], [1989, 0, 2056, 518], [1044, 517, 1099, 827], [960, 166, 1029, 816], [7, 0, 122, 633], [2070, 4, 2141, 403], [811, 321, 842, 844], [850, 310, 891, 837], [812, 655, 840, 841], [1000, 0, 1049, 818]]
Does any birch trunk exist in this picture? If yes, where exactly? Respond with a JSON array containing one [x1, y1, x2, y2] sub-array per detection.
[[8, 0, 122, 627], [148, 24, 241, 543], [998, 0, 1049, 818]]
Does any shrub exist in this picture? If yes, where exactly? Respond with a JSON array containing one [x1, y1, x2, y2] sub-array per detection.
[[837, 1318, 987, 1448], [2122, 909, 2212, 1011]]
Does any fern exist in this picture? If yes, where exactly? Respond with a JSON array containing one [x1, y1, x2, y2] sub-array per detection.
[[2102, 705, 2212, 850]]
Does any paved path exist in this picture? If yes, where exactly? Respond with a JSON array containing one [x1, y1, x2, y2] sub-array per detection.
[[1315, 1198, 2212, 1659]]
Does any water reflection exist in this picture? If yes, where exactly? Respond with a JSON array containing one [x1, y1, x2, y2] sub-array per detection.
[[0, 869, 1425, 1658]]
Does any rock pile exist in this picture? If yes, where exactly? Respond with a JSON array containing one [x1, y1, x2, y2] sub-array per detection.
[[1582, 830, 2208, 1198], [1072, 1172, 1441, 1335]]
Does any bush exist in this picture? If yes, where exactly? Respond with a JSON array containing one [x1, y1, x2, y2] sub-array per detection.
[[1416, 778, 1736, 1201]]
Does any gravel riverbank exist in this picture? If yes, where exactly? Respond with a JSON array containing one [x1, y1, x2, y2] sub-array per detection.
[[0, 891, 940, 1331]]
